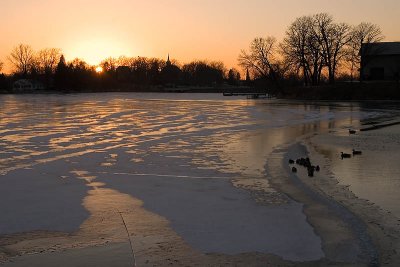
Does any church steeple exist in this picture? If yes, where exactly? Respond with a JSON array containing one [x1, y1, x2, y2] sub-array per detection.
[[166, 53, 171, 66]]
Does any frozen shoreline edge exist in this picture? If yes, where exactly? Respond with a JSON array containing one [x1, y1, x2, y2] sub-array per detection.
[[301, 138, 400, 266]]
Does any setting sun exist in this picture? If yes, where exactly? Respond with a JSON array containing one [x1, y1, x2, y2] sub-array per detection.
[[95, 66, 103, 73], [2, 1, 400, 266]]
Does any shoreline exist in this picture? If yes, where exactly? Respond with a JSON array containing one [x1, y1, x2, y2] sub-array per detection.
[[1, 80, 400, 100], [303, 137, 400, 266], [265, 142, 375, 265]]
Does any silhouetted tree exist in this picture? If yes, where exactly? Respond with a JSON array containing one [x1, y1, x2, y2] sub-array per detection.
[[0, 74, 7, 92], [117, 56, 136, 68], [98, 57, 120, 88], [347, 22, 384, 81], [313, 13, 351, 84], [116, 66, 131, 82], [0, 61, 3, 73], [227, 68, 241, 85], [281, 16, 324, 86], [34, 48, 61, 88], [147, 58, 164, 85], [100, 57, 118, 73], [8, 44, 35, 75], [281, 14, 353, 85], [67, 58, 97, 90], [182, 61, 225, 86], [131, 57, 149, 84], [37, 48, 61, 74], [238, 37, 283, 90], [209, 61, 226, 84], [161, 57, 182, 86], [29, 57, 41, 76], [54, 55, 69, 90]]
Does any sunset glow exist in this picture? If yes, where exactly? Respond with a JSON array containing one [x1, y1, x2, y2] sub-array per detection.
[[65, 38, 135, 66], [2, 1, 400, 266], [1, 0, 399, 72]]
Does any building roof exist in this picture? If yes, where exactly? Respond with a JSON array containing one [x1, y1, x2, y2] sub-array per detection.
[[361, 42, 400, 56]]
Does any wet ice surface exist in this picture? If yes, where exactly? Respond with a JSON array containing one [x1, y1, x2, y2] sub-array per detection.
[[1, 93, 398, 260], [311, 123, 400, 218]]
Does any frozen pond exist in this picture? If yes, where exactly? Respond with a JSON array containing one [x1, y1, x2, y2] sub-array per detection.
[[1, 93, 400, 261]]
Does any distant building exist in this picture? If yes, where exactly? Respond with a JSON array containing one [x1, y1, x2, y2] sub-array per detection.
[[13, 79, 44, 92], [360, 42, 400, 81]]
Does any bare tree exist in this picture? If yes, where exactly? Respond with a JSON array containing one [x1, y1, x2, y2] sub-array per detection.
[[69, 58, 89, 70], [313, 13, 352, 84], [117, 56, 136, 70], [282, 14, 383, 83], [8, 44, 35, 75], [227, 68, 241, 85], [147, 58, 164, 84], [348, 22, 384, 80], [29, 57, 41, 75], [37, 48, 61, 74], [210, 61, 227, 80], [238, 37, 281, 86], [100, 57, 118, 72], [0, 60, 3, 73], [281, 16, 324, 85]]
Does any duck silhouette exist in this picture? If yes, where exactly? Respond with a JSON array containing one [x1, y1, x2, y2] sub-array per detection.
[[352, 149, 362, 155], [349, 129, 356, 134], [341, 152, 351, 159]]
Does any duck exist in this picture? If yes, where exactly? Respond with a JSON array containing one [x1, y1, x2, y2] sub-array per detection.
[[349, 129, 356, 134], [305, 158, 311, 167], [292, 167, 297, 173], [315, 165, 320, 172], [341, 152, 351, 159], [307, 167, 314, 177], [352, 149, 362, 155], [289, 159, 295, 164]]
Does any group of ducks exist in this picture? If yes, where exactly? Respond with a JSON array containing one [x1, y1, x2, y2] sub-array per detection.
[[341, 149, 362, 159], [341, 128, 362, 159], [289, 157, 320, 177], [288, 128, 362, 176]]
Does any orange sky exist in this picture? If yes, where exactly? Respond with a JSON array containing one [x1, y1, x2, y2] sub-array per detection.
[[1, 0, 399, 73]]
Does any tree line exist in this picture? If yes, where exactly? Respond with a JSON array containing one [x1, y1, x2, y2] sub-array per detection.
[[0, 13, 385, 93], [239, 13, 384, 90], [0, 45, 242, 92]]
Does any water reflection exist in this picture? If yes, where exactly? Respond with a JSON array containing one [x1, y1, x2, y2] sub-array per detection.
[[311, 123, 400, 217], [0, 95, 388, 178]]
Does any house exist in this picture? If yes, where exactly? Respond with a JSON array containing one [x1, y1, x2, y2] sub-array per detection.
[[13, 79, 44, 92], [360, 42, 400, 81]]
